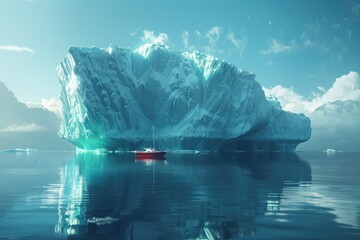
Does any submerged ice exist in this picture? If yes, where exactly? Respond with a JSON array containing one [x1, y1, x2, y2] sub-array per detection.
[[57, 43, 311, 151]]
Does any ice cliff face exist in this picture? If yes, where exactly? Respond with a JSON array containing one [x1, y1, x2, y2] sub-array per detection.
[[57, 44, 311, 151]]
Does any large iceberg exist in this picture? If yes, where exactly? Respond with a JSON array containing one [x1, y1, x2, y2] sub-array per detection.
[[57, 44, 311, 152]]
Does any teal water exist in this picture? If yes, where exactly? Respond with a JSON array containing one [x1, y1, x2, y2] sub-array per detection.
[[0, 151, 359, 239]]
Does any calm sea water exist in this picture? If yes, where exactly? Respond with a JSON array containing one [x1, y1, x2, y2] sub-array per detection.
[[0, 151, 359, 240]]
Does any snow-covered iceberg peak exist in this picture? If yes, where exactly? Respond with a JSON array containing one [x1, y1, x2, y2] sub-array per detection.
[[57, 44, 311, 151]]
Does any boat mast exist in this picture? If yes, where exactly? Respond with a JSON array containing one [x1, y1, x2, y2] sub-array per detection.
[[152, 126, 155, 149]]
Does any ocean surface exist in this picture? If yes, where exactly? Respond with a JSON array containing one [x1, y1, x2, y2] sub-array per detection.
[[0, 151, 359, 240]]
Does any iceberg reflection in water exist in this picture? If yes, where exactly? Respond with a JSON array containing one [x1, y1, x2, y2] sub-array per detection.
[[53, 152, 312, 239]]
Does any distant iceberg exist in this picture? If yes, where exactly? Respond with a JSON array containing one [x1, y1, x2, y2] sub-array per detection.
[[4, 148, 39, 153], [76, 147, 112, 155], [87, 216, 118, 225], [57, 44, 311, 152], [324, 148, 337, 156]]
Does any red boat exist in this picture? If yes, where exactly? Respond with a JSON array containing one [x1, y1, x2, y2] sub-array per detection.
[[135, 127, 168, 160], [135, 148, 167, 160]]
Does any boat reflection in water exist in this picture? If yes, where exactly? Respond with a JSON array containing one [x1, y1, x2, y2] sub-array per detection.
[[54, 152, 311, 239]]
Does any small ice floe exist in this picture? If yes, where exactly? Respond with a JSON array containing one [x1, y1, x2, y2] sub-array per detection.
[[4, 148, 39, 153], [87, 216, 118, 225], [170, 150, 200, 154], [76, 148, 110, 155], [324, 148, 337, 156]]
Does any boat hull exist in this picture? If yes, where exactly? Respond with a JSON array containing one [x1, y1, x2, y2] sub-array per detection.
[[135, 151, 167, 160]]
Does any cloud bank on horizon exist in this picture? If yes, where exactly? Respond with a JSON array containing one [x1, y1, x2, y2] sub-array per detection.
[[263, 71, 360, 114], [264, 71, 360, 151], [0, 81, 72, 150]]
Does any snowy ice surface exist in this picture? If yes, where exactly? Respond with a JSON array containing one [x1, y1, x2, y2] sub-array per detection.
[[57, 44, 311, 152]]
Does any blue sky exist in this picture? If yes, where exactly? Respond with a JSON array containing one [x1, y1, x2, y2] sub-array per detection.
[[0, 0, 359, 102]]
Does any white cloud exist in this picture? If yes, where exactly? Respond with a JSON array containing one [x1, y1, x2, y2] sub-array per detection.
[[129, 28, 140, 37], [41, 98, 61, 117], [311, 71, 360, 109], [23, 98, 61, 117], [317, 86, 325, 92], [0, 123, 47, 133], [263, 86, 309, 114], [264, 71, 360, 113], [182, 30, 189, 49], [141, 30, 168, 45], [226, 31, 247, 57], [0, 45, 33, 53], [23, 101, 42, 108], [205, 26, 221, 47], [303, 39, 316, 48], [260, 39, 296, 55]]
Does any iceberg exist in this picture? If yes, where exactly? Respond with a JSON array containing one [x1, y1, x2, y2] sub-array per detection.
[[57, 44, 311, 152], [324, 148, 337, 155], [87, 216, 118, 225], [3, 148, 39, 153]]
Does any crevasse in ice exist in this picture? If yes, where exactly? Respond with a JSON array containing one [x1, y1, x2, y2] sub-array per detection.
[[57, 43, 311, 151]]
